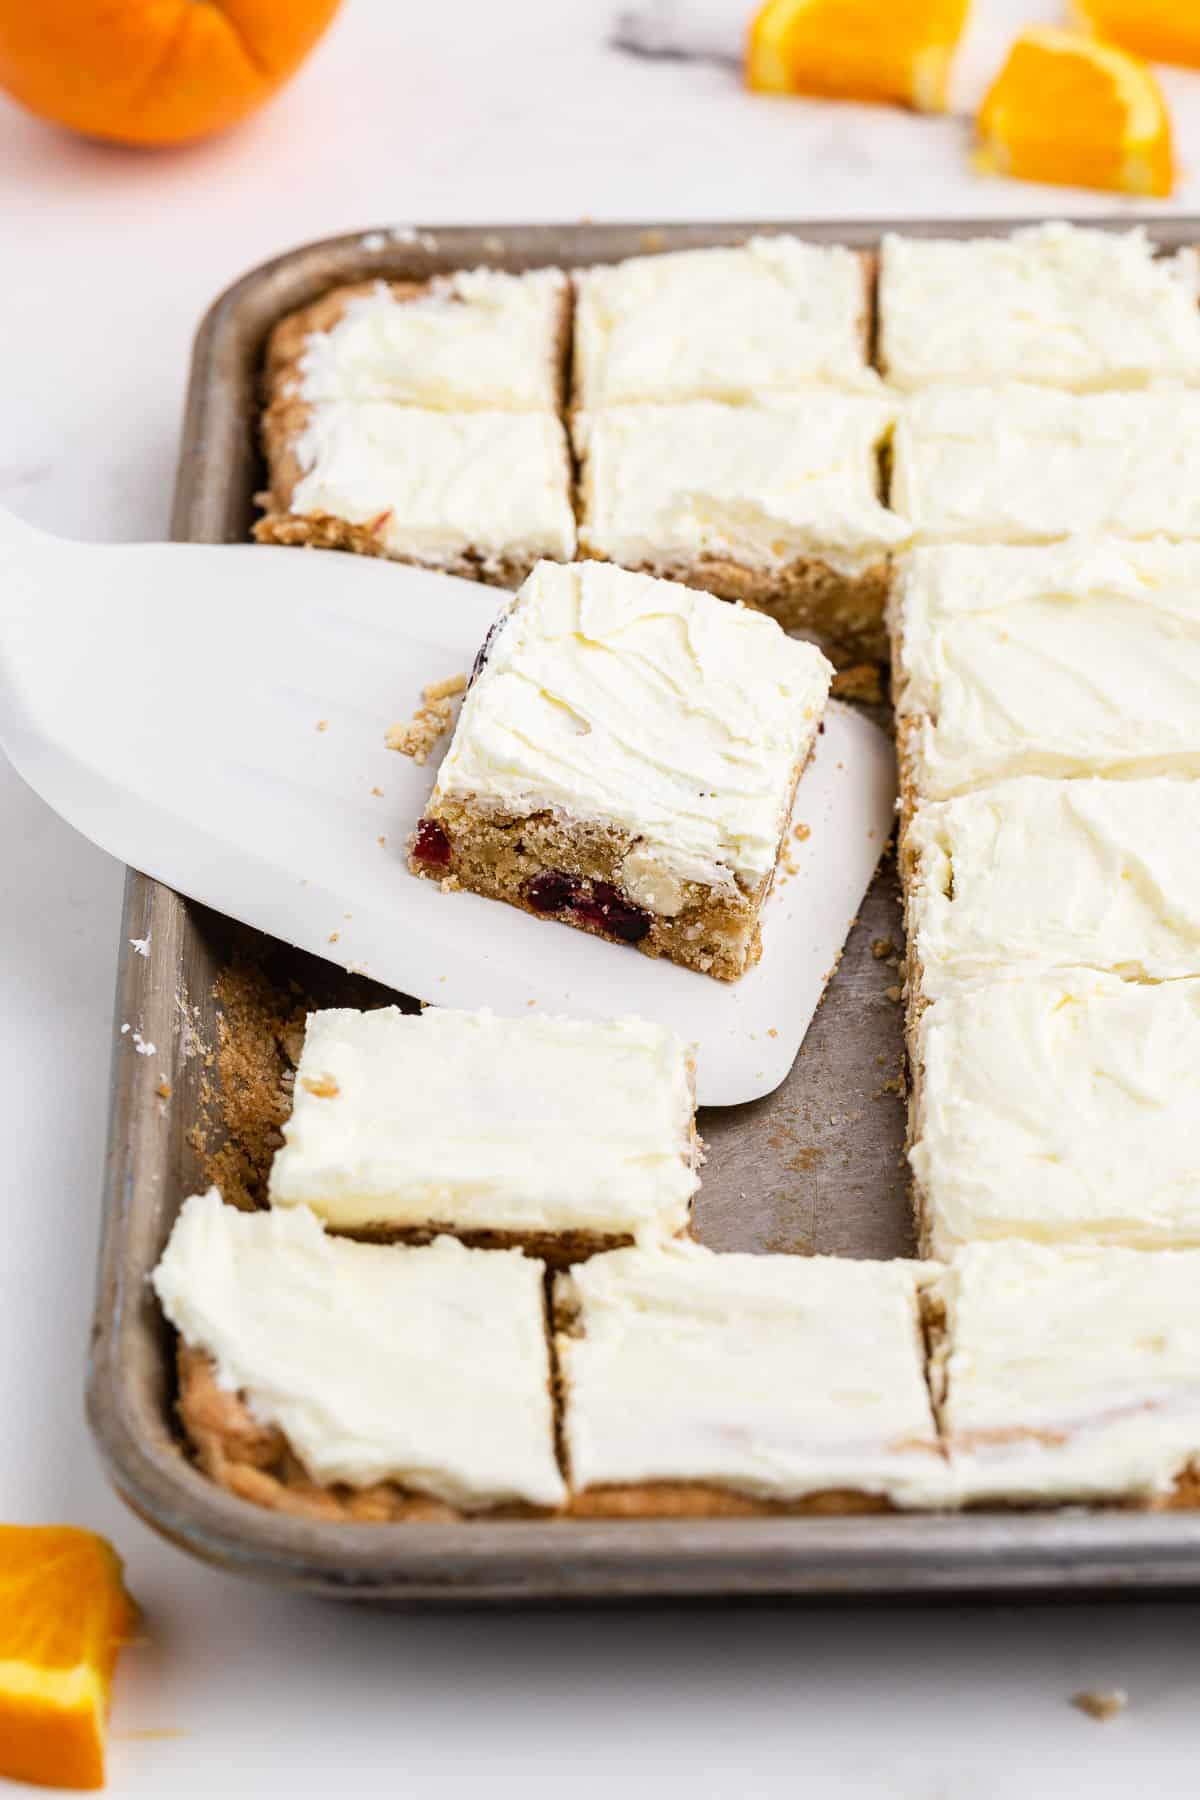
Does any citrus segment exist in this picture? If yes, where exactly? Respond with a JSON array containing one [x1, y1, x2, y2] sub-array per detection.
[[976, 27, 1174, 198], [747, 0, 971, 113], [0, 1527, 137, 1790], [1073, 0, 1200, 71]]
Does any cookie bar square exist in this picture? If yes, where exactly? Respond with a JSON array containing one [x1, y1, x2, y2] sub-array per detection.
[[264, 267, 571, 413], [555, 1241, 950, 1514], [410, 560, 833, 981], [573, 236, 877, 408], [153, 1191, 566, 1518], [879, 223, 1200, 393], [256, 402, 576, 583], [573, 394, 908, 663], [892, 384, 1200, 548], [267, 1005, 700, 1256], [902, 777, 1200, 1004], [908, 971, 1200, 1258], [930, 1240, 1200, 1507], [890, 540, 1200, 805]]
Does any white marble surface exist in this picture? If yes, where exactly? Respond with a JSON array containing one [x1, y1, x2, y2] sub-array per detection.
[[3, 1, 1200, 1792]]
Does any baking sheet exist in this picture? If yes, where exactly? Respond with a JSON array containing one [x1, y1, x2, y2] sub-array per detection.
[[87, 216, 1200, 1600]]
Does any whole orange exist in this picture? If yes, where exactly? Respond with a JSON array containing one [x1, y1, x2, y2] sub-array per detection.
[[0, 0, 342, 148]]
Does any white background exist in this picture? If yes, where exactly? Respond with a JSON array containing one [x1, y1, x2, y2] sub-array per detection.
[[3, 0, 1199, 1791]]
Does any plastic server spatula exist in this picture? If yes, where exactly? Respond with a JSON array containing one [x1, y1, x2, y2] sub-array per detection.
[[0, 506, 895, 1105]]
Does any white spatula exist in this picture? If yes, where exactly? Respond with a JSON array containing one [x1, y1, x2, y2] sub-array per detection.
[[0, 506, 895, 1105]]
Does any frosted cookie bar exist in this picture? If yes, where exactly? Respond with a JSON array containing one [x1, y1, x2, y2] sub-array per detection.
[[410, 561, 833, 981], [263, 268, 571, 413], [903, 778, 1200, 1003], [879, 223, 1200, 393], [555, 1242, 950, 1515], [256, 402, 575, 582], [930, 1241, 1200, 1508], [891, 540, 1200, 804], [893, 385, 1200, 547], [908, 971, 1200, 1258], [573, 236, 877, 408], [573, 395, 909, 663], [153, 1191, 566, 1519], [267, 1005, 700, 1256]]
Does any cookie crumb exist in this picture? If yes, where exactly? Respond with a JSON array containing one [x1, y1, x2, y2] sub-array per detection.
[[371, 786, 384, 797], [1071, 1689, 1127, 1723], [830, 663, 883, 705], [385, 671, 468, 764], [794, 821, 811, 842], [885, 985, 903, 1003], [315, 719, 328, 733], [422, 671, 468, 703], [872, 937, 896, 960], [767, 1027, 778, 1038], [156, 1079, 172, 1100], [377, 836, 387, 848], [327, 931, 340, 943]]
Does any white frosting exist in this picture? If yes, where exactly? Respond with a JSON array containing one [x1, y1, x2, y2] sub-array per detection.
[[895, 540, 1200, 799], [573, 236, 878, 407], [907, 778, 1200, 997], [296, 269, 566, 411], [152, 1192, 565, 1509], [880, 224, 1200, 393], [575, 396, 909, 577], [288, 404, 576, 568], [435, 561, 832, 892], [932, 1241, 1200, 1504], [911, 972, 1200, 1257], [893, 385, 1200, 545], [268, 1005, 698, 1241], [557, 1241, 949, 1507]]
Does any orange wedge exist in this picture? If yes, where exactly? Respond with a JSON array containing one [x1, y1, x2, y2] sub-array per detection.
[[976, 27, 1174, 198], [0, 1527, 138, 1790], [1073, 0, 1200, 71], [747, 0, 971, 112]]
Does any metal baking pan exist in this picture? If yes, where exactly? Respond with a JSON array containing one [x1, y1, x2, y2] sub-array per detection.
[[88, 216, 1200, 1601]]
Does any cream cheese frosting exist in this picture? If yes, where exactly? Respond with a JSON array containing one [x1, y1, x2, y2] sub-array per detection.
[[267, 1005, 699, 1241], [573, 236, 878, 407], [894, 540, 1200, 799], [906, 778, 1200, 996], [893, 385, 1200, 546], [556, 1241, 950, 1507], [931, 1240, 1200, 1505], [296, 268, 567, 412], [880, 224, 1200, 393], [574, 395, 909, 577], [910, 971, 1200, 1257], [434, 560, 833, 892], [288, 403, 576, 568], [153, 1191, 566, 1509]]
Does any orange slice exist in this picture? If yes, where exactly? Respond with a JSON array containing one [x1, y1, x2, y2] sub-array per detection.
[[0, 1527, 138, 1790], [746, 0, 971, 112], [1073, 0, 1200, 71], [976, 27, 1174, 198]]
